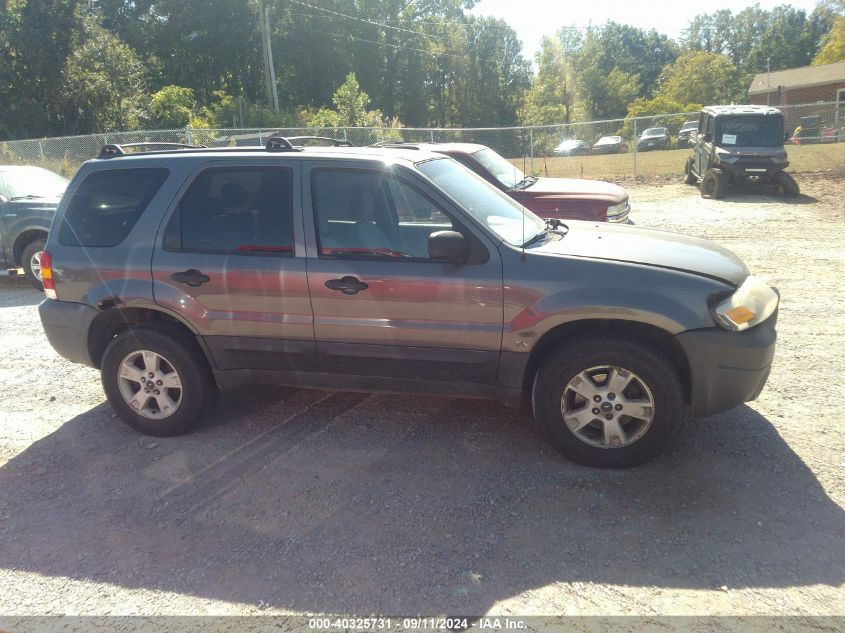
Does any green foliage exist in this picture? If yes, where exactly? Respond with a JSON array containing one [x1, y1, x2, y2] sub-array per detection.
[[61, 16, 149, 134], [520, 37, 580, 125], [150, 86, 195, 128], [682, 5, 838, 76], [300, 73, 401, 130], [573, 22, 679, 119], [813, 16, 845, 64], [656, 51, 744, 106], [333, 73, 375, 127]]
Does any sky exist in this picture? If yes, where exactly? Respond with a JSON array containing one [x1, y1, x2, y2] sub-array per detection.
[[470, 0, 823, 60]]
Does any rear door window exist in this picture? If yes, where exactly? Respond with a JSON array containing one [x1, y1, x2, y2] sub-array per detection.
[[172, 167, 294, 255], [59, 168, 168, 247]]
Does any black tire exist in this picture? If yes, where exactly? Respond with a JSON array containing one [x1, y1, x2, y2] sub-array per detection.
[[683, 157, 697, 185], [531, 337, 685, 468], [773, 171, 799, 198], [21, 238, 45, 291], [100, 323, 216, 436], [700, 168, 726, 199]]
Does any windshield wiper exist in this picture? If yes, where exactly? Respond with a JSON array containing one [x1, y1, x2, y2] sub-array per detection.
[[511, 175, 538, 191], [545, 218, 569, 233], [10, 194, 46, 201], [521, 229, 550, 248]]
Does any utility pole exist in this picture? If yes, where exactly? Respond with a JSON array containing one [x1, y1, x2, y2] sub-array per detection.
[[265, 5, 280, 113], [257, 1, 274, 112], [766, 58, 771, 106]]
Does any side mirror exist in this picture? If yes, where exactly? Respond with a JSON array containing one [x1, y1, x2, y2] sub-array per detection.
[[428, 230, 468, 263], [0, 194, 7, 203]]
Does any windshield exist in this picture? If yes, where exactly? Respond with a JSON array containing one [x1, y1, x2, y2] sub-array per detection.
[[596, 136, 619, 144], [471, 147, 526, 190], [642, 128, 666, 137], [418, 158, 545, 246], [717, 116, 783, 147], [1, 167, 69, 199], [681, 122, 697, 131]]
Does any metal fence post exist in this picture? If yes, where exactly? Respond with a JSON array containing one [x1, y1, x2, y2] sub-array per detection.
[[38, 140, 44, 162], [529, 128, 534, 175], [632, 118, 638, 179], [430, 130, 435, 142], [185, 126, 192, 145]]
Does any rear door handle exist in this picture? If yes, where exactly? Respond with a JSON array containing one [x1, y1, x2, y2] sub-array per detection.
[[325, 276, 368, 295], [171, 269, 210, 287]]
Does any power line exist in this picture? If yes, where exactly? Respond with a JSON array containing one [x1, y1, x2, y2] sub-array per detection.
[[285, 0, 450, 42], [301, 26, 462, 61]]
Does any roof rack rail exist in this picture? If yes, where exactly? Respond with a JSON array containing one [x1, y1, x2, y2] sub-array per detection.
[[286, 136, 354, 147], [265, 133, 302, 152], [98, 142, 205, 158], [371, 142, 422, 150]]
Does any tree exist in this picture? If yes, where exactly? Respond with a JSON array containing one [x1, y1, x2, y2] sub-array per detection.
[[150, 86, 196, 129], [332, 73, 375, 127], [61, 17, 150, 134], [656, 51, 743, 106], [520, 37, 580, 125], [573, 22, 678, 119], [813, 16, 845, 64]]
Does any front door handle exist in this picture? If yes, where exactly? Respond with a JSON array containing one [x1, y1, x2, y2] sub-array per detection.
[[325, 276, 368, 295], [171, 269, 210, 287]]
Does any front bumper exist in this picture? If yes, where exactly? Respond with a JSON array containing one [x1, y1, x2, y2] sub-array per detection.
[[676, 311, 777, 417], [39, 299, 98, 367]]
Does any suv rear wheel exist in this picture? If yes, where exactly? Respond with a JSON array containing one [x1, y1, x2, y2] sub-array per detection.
[[101, 324, 216, 436], [532, 338, 684, 467], [700, 168, 726, 199]]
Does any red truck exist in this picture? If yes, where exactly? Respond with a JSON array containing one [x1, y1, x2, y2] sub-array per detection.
[[380, 142, 631, 223]]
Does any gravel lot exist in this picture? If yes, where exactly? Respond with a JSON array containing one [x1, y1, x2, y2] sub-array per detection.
[[0, 177, 843, 619]]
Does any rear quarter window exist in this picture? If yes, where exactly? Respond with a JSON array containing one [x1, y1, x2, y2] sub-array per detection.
[[58, 168, 169, 247]]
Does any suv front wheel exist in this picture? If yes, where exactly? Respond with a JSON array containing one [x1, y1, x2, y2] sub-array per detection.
[[101, 324, 216, 436], [532, 338, 685, 467]]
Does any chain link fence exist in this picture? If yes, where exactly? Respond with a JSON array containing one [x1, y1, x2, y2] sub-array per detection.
[[2, 101, 843, 180]]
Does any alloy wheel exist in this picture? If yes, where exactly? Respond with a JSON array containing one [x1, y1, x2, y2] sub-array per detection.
[[560, 365, 655, 449], [117, 350, 183, 420]]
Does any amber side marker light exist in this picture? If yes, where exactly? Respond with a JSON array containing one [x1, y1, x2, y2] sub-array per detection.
[[40, 250, 57, 300], [725, 305, 755, 325]]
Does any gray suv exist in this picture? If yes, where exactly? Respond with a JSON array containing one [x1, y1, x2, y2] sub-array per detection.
[[38, 137, 779, 467]]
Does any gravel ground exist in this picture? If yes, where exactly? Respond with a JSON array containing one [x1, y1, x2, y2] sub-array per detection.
[[0, 177, 843, 618]]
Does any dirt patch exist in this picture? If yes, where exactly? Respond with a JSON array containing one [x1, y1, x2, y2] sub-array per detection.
[[0, 180, 843, 617]]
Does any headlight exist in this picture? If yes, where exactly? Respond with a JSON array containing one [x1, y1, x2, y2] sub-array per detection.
[[606, 200, 630, 223], [713, 275, 779, 331]]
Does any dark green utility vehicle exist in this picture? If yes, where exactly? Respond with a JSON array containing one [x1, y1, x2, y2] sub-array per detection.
[[684, 105, 799, 199]]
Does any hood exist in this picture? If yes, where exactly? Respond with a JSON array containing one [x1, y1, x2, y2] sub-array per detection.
[[8, 196, 62, 209], [531, 221, 749, 285], [524, 177, 626, 202]]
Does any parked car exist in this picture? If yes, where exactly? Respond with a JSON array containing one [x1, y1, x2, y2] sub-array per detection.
[[592, 136, 628, 154], [378, 142, 630, 223], [0, 165, 69, 289], [788, 116, 837, 145], [553, 139, 590, 156], [684, 105, 798, 199], [676, 121, 698, 148], [637, 128, 671, 152], [39, 137, 779, 468]]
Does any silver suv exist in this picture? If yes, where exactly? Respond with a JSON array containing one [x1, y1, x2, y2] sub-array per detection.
[[38, 137, 779, 467]]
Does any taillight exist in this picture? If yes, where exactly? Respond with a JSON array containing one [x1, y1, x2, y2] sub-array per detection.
[[40, 250, 57, 300]]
